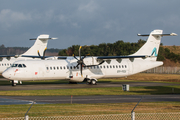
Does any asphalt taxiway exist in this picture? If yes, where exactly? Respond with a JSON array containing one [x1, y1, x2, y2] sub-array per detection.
[[1, 95, 180, 105], [0, 78, 180, 105], [0, 81, 179, 91]]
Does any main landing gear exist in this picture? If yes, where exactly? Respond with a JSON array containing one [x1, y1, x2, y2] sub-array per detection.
[[87, 79, 97, 85]]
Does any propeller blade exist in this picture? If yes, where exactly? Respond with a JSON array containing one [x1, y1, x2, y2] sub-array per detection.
[[43, 47, 47, 60], [82, 53, 90, 60], [73, 54, 79, 61], [80, 64, 83, 76], [79, 46, 82, 59], [76, 64, 80, 68], [37, 50, 41, 58]]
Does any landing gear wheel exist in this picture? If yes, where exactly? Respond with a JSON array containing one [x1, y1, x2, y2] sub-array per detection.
[[12, 80, 16, 86], [91, 79, 97, 85]]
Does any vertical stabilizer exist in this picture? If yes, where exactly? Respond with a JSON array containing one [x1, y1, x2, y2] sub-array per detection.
[[22, 34, 49, 56], [132, 29, 177, 61]]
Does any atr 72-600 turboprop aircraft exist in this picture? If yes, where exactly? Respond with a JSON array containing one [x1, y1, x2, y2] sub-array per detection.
[[0, 34, 57, 74], [2, 30, 177, 86]]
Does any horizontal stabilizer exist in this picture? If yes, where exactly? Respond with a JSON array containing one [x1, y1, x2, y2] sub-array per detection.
[[137, 33, 177, 37], [30, 38, 58, 40]]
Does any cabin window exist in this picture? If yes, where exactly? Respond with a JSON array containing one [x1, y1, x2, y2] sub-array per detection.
[[2, 64, 3, 66], [100, 66, 102, 69], [67, 66, 69, 69], [94, 66, 96, 69], [7, 63, 9, 66], [103, 66, 105, 69], [116, 65, 118, 68], [46, 67, 49, 70], [110, 65, 112, 68], [107, 65, 109, 68], [97, 66, 99, 69], [119, 65, 121, 68], [4, 64, 6, 66], [113, 65, 115, 68], [70, 66, 72, 69], [53, 67, 56, 70], [50, 67, 52, 70], [60, 66, 62, 69], [64, 66, 65, 69], [122, 65, 124, 68], [57, 67, 59, 70]]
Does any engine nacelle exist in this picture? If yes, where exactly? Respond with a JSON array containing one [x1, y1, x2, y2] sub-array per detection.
[[69, 76, 84, 82], [83, 57, 102, 66]]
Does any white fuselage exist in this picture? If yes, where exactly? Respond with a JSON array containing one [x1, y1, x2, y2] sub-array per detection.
[[2, 57, 163, 82], [0, 57, 39, 74]]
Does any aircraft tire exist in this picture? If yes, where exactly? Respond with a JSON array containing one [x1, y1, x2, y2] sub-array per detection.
[[91, 79, 97, 85], [12, 80, 16, 86]]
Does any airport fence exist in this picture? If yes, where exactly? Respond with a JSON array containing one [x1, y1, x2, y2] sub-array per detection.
[[0, 112, 180, 120], [142, 66, 180, 74]]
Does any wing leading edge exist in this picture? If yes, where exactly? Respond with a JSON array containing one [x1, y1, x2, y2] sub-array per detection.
[[97, 55, 149, 60]]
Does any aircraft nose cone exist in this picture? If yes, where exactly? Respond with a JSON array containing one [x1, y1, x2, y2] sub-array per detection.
[[2, 71, 11, 79]]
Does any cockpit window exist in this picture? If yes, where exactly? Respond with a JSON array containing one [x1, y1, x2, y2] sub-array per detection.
[[11, 64, 26, 68], [11, 64, 18, 67], [18, 64, 23, 68], [22, 64, 26, 67]]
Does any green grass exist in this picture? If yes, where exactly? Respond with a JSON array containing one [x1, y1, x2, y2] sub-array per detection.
[[0, 86, 180, 96], [0, 102, 180, 118]]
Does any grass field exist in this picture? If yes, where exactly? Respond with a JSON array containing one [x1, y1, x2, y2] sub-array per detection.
[[0, 73, 180, 118], [0, 102, 180, 118], [0, 86, 180, 96]]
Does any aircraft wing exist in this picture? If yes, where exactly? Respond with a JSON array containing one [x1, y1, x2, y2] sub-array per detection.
[[97, 55, 149, 60], [21, 55, 67, 59], [0, 55, 17, 57]]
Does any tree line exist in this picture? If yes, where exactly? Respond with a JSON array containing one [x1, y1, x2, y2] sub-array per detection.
[[59, 40, 180, 63], [0, 44, 62, 55]]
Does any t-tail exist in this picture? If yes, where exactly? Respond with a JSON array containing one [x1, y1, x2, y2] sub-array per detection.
[[22, 34, 57, 56], [132, 29, 177, 61]]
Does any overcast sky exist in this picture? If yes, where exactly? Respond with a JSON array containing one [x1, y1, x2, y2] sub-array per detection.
[[0, 0, 179, 49]]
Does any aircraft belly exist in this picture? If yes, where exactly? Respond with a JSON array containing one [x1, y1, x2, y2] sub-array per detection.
[[83, 68, 105, 79]]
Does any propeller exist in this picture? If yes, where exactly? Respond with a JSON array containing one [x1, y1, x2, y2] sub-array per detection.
[[73, 46, 105, 76], [37, 47, 47, 60], [73, 46, 87, 76]]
